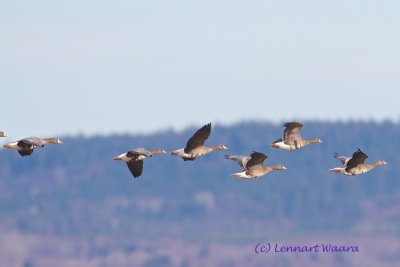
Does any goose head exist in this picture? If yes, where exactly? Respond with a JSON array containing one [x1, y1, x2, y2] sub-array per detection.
[[273, 164, 287, 170], [374, 160, 387, 167], [43, 138, 63, 144], [212, 144, 229, 150]]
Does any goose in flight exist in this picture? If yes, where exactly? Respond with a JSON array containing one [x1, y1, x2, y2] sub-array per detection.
[[3, 137, 63, 156], [230, 151, 287, 179], [329, 148, 387, 176], [170, 123, 228, 161], [113, 148, 167, 178], [270, 122, 322, 150]]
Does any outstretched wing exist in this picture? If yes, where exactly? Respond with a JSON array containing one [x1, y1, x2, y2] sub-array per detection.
[[345, 148, 368, 171], [283, 122, 303, 142], [126, 160, 144, 178], [184, 123, 211, 153], [246, 151, 267, 169], [224, 154, 250, 170]]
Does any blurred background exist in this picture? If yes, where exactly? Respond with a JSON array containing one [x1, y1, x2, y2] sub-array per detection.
[[1, 0, 400, 266]]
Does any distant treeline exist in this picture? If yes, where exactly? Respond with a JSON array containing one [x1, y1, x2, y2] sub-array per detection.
[[0, 121, 398, 241]]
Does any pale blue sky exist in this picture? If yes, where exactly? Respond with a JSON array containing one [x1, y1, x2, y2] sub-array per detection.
[[1, 0, 399, 138]]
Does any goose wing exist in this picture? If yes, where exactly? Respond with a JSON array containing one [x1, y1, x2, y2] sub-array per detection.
[[18, 149, 34, 156], [184, 123, 211, 153], [132, 148, 152, 157], [283, 122, 303, 142], [19, 137, 44, 147], [334, 153, 350, 166], [224, 155, 251, 170], [126, 150, 149, 159], [345, 148, 368, 171], [126, 160, 144, 178], [246, 151, 267, 169]]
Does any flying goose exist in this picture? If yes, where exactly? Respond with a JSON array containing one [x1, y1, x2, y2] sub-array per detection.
[[0, 131, 5, 137], [170, 123, 228, 161], [329, 148, 387, 176], [3, 137, 63, 156], [113, 148, 167, 178], [270, 122, 322, 150], [231, 151, 287, 179]]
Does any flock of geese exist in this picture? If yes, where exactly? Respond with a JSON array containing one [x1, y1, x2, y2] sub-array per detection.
[[0, 122, 387, 179]]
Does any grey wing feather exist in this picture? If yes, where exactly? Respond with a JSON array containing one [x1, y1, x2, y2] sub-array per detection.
[[334, 153, 350, 166], [224, 155, 250, 170], [283, 122, 303, 142]]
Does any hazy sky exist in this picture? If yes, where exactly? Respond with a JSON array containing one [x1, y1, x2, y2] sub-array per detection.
[[1, 0, 399, 138]]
